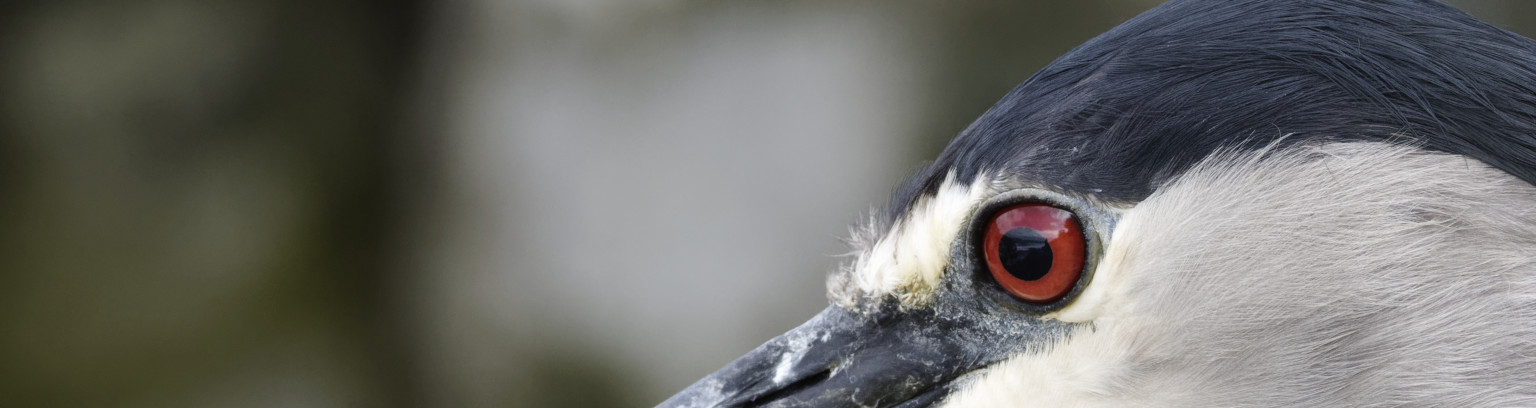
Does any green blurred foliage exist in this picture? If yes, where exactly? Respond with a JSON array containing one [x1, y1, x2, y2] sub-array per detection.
[[0, 0, 425, 406]]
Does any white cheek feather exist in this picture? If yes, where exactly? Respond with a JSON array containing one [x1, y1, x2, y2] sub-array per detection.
[[941, 142, 1536, 407], [847, 171, 992, 306], [1046, 206, 1134, 324]]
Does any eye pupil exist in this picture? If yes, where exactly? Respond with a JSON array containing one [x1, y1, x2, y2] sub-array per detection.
[[998, 228, 1053, 281]]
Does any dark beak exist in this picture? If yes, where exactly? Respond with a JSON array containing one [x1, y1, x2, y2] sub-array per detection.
[[658, 303, 1061, 408]]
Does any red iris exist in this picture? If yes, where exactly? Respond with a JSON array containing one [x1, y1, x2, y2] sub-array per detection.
[[981, 203, 1085, 303]]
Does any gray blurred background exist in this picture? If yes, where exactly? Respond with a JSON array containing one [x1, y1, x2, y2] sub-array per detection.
[[2, 1, 1533, 407]]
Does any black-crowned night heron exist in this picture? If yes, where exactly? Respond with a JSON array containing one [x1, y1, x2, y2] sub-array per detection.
[[661, 0, 1536, 406]]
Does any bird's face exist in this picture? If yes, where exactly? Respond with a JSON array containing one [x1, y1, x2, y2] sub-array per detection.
[[661, 183, 1119, 407], [661, 0, 1536, 406], [663, 143, 1536, 407]]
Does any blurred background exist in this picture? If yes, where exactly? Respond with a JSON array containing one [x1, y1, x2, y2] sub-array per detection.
[[2, 1, 1534, 407]]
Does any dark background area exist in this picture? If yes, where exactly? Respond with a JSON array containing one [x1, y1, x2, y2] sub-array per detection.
[[1, 1, 1532, 407]]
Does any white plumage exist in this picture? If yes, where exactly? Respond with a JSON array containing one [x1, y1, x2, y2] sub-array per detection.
[[943, 142, 1536, 406]]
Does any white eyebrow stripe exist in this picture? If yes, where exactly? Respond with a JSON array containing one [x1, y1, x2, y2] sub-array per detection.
[[841, 171, 993, 306]]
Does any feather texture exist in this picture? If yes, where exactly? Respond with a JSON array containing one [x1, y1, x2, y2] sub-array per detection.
[[943, 142, 1536, 407]]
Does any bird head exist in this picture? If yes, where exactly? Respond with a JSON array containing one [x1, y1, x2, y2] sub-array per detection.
[[661, 0, 1536, 406]]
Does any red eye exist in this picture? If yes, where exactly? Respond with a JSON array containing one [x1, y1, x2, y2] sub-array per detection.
[[982, 203, 1085, 303]]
